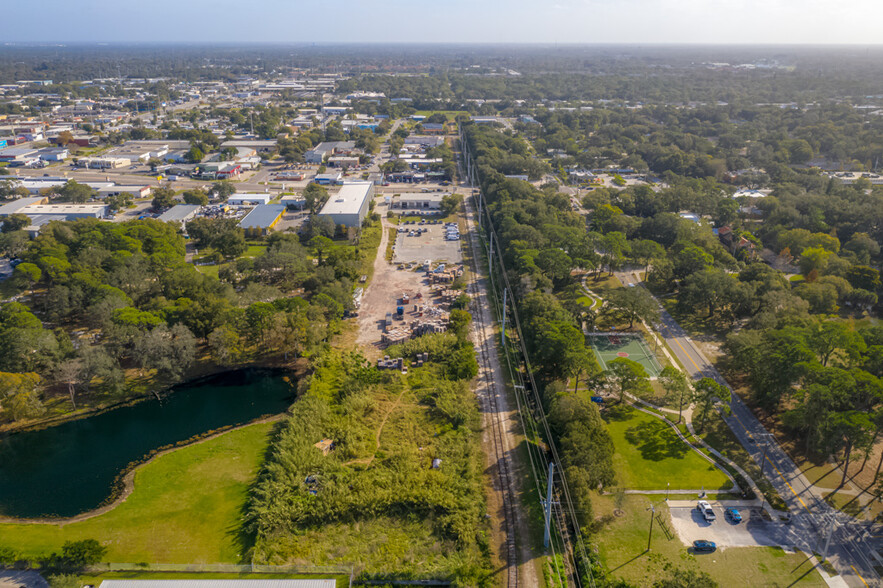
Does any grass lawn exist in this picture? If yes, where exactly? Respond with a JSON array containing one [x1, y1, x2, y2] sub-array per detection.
[[0, 421, 275, 562], [242, 244, 269, 258], [604, 406, 731, 491], [194, 264, 220, 278], [593, 494, 825, 587]]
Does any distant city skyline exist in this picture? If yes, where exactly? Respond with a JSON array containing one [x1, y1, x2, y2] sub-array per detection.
[[8, 0, 883, 45]]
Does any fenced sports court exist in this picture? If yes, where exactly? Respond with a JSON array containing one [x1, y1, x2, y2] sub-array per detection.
[[588, 331, 663, 377]]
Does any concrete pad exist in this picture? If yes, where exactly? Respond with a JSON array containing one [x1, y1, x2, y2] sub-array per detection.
[[668, 505, 785, 549]]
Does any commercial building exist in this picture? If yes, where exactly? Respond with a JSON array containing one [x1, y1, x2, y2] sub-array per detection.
[[0, 147, 38, 162], [327, 155, 360, 168], [239, 204, 286, 234], [21, 204, 109, 219], [314, 172, 343, 185], [38, 148, 69, 161], [96, 185, 153, 199], [221, 139, 277, 152], [76, 157, 129, 169], [317, 181, 374, 228], [394, 193, 446, 210], [0, 196, 48, 216], [403, 136, 444, 148], [228, 193, 271, 206], [158, 204, 201, 227], [305, 141, 356, 164], [280, 195, 306, 209]]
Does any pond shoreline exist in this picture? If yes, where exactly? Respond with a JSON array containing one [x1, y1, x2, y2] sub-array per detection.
[[0, 358, 308, 437], [0, 414, 286, 526]]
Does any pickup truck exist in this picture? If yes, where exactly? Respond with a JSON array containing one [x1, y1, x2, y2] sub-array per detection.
[[697, 500, 716, 522]]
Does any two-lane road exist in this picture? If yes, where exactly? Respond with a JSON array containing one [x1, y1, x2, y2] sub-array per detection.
[[616, 269, 881, 587]]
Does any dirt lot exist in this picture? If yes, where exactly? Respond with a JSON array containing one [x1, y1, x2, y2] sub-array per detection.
[[356, 202, 438, 352], [392, 223, 463, 264]]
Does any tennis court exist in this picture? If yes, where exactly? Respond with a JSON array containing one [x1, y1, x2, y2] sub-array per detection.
[[589, 332, 662, 377]]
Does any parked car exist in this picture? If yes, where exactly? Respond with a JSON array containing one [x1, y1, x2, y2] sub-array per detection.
[[692, 540, 716, 553], [697, 500, 716, 522], [725, 507, 742, 523]]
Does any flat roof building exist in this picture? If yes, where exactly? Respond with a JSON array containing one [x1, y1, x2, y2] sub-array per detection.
[[394, 193, 447, 210], [318, 181, 374, 228], [239, 204, 286, 234], [0, 196, 47, 216], [158, 204, 201, 226], [0, 147, 38, 161], [228, 193, 271, 206]]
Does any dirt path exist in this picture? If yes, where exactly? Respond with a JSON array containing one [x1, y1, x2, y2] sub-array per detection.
[[0, 414, 285, 526], [344, 388, 407, 467]]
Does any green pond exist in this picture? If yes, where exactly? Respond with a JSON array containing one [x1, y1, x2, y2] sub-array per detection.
[[0, 369, 293, 519]]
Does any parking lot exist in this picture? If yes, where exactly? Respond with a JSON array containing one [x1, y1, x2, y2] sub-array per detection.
[[392, 221, 462, 264], [668, 501, 791, 549]]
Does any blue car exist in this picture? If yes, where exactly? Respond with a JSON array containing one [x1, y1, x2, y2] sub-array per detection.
[[726, 507, 742, 523], [692, 540, 717, 553]]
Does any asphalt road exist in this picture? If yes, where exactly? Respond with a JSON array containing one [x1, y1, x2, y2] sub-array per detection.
[[616, 269, 882, 587]]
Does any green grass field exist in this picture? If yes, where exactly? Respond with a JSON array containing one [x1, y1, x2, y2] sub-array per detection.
[[593, 494, 825, 587], [604, 406, 731, 491], [0, 422, 275, 562]]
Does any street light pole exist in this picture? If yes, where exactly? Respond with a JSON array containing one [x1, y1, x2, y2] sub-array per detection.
[[666, 482, 670, 502]]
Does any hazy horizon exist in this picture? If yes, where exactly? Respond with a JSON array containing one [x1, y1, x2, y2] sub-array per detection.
[[8, 0, 883, 45]]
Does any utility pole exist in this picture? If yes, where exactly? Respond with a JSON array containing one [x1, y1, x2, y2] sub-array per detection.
[[822, 514, 837, 560], [501, 287, 508, 346], [543, 463, 556, 548], [646, 504, 656, 552]]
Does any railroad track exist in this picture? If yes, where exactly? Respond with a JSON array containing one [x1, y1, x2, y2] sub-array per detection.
[[464, 193, 520, 588]]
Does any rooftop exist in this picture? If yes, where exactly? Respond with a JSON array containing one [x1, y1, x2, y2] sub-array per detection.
[[239, 204, 286, 229], [158, 204, 201, 222], [319, 182, 373, 216]]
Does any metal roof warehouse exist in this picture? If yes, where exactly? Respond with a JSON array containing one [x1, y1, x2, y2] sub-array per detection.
[[317, 181, 374, 228], [239, 204, 286, 233]]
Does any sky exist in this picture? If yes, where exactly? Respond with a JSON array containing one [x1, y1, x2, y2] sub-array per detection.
[[5, 0, 883, 45]]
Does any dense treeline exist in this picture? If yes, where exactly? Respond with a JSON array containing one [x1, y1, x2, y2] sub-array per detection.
[[464, 119, 883, 583], [526, 103, 883, 176], [0, 215, 381, 423]]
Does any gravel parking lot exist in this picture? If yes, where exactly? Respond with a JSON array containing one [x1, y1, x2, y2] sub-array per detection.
[[668, 502, 787, 549], [393, 223, 462, 264]]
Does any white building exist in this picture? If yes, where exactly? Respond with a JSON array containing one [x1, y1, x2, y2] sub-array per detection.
[[317, 181, 374, 228], [228, 193, 271, 206]]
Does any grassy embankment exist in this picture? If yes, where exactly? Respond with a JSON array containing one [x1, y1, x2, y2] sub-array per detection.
[[0, 421, 274, 562]]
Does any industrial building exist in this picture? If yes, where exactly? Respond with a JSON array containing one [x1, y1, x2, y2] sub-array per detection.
[[0, 196, 48, 215], [239, 204, 286, 234], [305, 141, 356, 164], [0, 147, 38, 162], [158, 204, 201, 227], [228, 193, 271, 206], [317, 181, 374, 228], [394, 193, 446, 210], [314, 172, 343, 185]]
